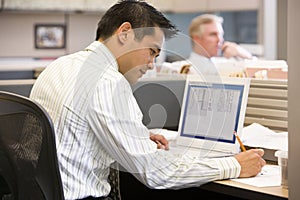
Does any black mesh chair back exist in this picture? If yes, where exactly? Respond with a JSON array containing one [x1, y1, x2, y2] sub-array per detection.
[[0, 91, 64, 200]]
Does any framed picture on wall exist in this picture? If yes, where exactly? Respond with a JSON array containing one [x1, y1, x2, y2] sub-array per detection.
[[34, 24, 66, 49]]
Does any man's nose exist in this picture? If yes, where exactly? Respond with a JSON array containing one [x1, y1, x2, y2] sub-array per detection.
[[147, 62, 155, 70], [147, 56, 156, 70]]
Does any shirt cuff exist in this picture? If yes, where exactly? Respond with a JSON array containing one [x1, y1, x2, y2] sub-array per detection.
[[215, 157, 241, 179]]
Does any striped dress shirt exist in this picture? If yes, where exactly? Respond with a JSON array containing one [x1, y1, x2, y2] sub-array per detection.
[[30, 41, 241, 200]]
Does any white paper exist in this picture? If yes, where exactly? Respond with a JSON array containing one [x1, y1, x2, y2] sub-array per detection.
[[241, 123, 288, 151], [231, 165, 281, 187]]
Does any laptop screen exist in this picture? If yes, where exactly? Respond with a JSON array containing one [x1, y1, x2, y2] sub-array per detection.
[[176, 75, 250, 153]]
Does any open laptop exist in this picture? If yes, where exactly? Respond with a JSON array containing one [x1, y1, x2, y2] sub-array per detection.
[[169, 75, 250, 158]]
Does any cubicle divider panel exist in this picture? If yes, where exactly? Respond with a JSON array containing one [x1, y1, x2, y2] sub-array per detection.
[[0, 79, 35, 97], [131, 75, 186, 131], [244, 79, 288, 132]]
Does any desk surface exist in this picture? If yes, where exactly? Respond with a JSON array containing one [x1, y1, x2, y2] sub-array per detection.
[[120, 169, 287, 200], [0, 58, 52, 71], [201, 179, 288, 200], [152, 130, 287, 199]]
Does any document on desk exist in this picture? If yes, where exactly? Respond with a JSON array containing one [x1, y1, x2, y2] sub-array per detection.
[[231, 165, 281, 187], [241, 123, 288, 151]]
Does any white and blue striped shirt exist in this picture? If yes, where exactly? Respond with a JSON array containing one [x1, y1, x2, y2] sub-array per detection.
[[30, 41, 241, 200]]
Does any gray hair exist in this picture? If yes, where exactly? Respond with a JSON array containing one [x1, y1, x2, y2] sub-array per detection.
[[189, 14, 223, 38]]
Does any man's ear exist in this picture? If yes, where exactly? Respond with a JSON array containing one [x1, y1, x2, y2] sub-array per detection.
[[117, 22, 133, 44], [192, 34, 201, 42]]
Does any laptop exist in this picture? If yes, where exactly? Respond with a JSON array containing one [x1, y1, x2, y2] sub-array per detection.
[[169, 75, 250, 158]]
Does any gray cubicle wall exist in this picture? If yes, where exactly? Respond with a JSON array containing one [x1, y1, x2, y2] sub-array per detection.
[[0, 79, 35, 97], [131, 75, 186, 131], [0, 71, 35, 80]]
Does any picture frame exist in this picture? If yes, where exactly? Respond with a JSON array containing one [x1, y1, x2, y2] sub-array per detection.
[[34, 24, 66, 49]]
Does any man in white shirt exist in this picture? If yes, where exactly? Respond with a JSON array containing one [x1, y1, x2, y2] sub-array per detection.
[[162, 14, 252, 76], [30, 1, 265, 200]]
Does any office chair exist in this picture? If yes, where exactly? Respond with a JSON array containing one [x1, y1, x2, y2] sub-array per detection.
[[0, 91, 65, 200]]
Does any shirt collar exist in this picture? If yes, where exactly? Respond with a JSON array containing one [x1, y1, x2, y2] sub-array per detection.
[[189, 52, 211, 63], [85, 41, 118, 70]]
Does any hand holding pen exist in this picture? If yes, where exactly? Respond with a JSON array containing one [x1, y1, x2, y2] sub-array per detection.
[[233, 131, 266, 177]]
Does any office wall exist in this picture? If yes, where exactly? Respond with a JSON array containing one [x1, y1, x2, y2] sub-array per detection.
[[0, 11, 261, 60], [0, 12, 102, 58]]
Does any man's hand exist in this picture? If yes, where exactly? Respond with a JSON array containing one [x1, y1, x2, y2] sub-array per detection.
[[222, 41, 252, 59], [150, 133, 169, 150], [234, 148, 266, 178]]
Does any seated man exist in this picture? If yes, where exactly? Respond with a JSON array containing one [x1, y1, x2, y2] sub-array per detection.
[[160, 14, 253, 76], [30, 2, 265, 199]]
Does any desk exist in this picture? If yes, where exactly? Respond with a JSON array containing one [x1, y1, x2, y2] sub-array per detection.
[[201, 179, 288, 200], [120, 169, 287, 200], [0, 57, 50, 80]]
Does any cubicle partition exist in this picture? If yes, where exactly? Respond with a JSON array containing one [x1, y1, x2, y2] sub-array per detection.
[[245, 79, 288, 133], [131, 75, 186, 131], [0, 79, 35, 97]]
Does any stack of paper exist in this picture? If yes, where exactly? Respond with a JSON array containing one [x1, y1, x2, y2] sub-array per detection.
[[241, 123, 288, 151]]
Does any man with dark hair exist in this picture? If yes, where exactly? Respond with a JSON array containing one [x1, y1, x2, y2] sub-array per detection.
[[30, 1, 265, 199], [95, 0, 176, 41]]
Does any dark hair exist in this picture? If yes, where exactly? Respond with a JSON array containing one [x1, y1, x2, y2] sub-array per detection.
[[95, 0, 178, 41]]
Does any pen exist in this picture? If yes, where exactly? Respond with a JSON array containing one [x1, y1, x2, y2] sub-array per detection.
[[234, 131, 246, 152]]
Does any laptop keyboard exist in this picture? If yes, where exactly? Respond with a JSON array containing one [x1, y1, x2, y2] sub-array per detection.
[[168, 143, 234, 158]]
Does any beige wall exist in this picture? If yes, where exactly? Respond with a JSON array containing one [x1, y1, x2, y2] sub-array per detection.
[[0, 12, 102, 58]]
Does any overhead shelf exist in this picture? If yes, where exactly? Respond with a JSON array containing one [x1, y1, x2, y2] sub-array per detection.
[[2, 0, 260, 13]]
